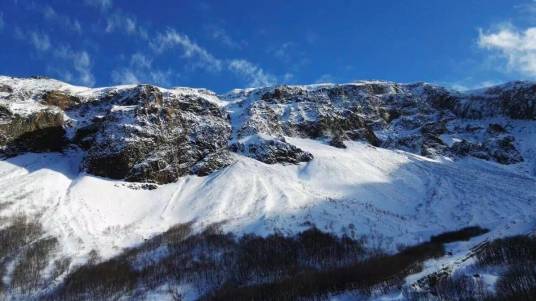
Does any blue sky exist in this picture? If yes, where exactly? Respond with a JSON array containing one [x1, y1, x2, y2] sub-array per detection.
[[1, 0, 536, 92]]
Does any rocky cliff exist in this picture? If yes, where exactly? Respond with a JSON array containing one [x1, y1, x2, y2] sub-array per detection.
[[0, 76, 534, 183]]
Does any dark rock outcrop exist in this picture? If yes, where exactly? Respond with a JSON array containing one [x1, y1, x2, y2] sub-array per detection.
[[457, 82, 536, 120], [0, 84, 13, 93], [82, 85, 233, 184], [41, 91, 81, 110], [234, 85, 387, 158], [329, 135, 346, 149], [1, 76, 534, 183], [231, 81, 529, 165], [232, 136, 313, 164], [0, 108, 67, 156], [450, 135, 523, 165]]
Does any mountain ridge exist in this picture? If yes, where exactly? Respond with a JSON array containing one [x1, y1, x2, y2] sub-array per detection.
[[1, 75, 535, 183], [0, 75, 535, 299]]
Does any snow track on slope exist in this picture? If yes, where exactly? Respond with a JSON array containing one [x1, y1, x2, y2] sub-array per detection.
[[0, 139, 534, 261]]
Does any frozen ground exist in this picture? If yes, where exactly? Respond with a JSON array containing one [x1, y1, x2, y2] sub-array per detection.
[[0, 137, 534, 264], [1, 76, 536, 299]]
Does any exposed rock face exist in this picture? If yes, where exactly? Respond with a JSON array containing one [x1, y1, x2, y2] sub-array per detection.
[[227, 81, 531, 166], [456, 81, 536, 119], [329, 135, 347, 148], [231, 135, 313, 164], [241, 85, 383, 146], [0, 84, 13, 93], [0, 78, 234, 183], [81, 85, 233, 184], [450, 134, 523, 164], [41, 91, 81, 110], [0, 76, 534, 183], [0, 107, 66, 156]]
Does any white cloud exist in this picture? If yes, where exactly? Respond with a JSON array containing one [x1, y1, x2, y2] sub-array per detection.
[[269, 41, 310, 74], [79, 0, 275, 88], [105, 13, 147, 39], [271, 42, 295, 62], [479, 25, 536, 76], [208, 27, 243, 49], [315, 73, 336, 84], [151, 30, 278, 87], [111, 69, 139, 84], [152, 29, 223, 72], [28, 31, 51, 51], [106, 14, 134, 34], [444, 80, 500, 92], [130, 53, 152, 70], [15, 2, 82, 34], [15, 28, 95, 86], [42, 5, 82, 33], [228, 59, 276, 87], [283, 72, 294, 82], [84, 0, 112, 10], [54, 47, 95, 86], [111, 53, 172, 86], [514, 2, 536, 22], [83, 0, 147, 39], [43, 5, 58, 19]]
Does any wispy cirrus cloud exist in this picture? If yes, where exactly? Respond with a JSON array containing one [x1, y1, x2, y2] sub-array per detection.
[[111, 53, 172, 86], [42, 5, 82, 34], [478, 24, 536, 77], [79, 1, 278, 88], [55, 46, 95, 86], [441, 79, 501, 92], [268, 41, 308, 82], [271, 42, 296, 63], [22, 30, 51, 51], [0, 12, 4, 32], [151, 30, 277, 87], [514, 2, 536, 22], [14, 28, 94, 86], [314, 73, 336, 84], [152, 29, 223, 72], [152, 29, 279, 87], [105, 13, 147, 39], [84, 0, 113, 11], [228, 59, 276, 87], [13, 1, 83, 34], [115, 28, 276, 88], [84, 0, 148, 40], [207, 26, 244, 49]]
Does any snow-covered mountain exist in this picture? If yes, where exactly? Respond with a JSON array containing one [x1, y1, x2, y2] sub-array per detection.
[[0, 75, 535, 300]]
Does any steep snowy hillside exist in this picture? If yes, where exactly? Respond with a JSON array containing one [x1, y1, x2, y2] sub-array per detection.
[[2, 138, 534, 260], [0, 75, 535, 300]]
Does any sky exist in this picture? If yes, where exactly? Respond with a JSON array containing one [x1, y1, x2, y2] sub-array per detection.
[[1, 0, 536, 92]]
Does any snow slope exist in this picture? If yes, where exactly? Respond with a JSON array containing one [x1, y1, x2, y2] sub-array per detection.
[[1, 76, 536, 299], [0, 137, 534, 262]]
